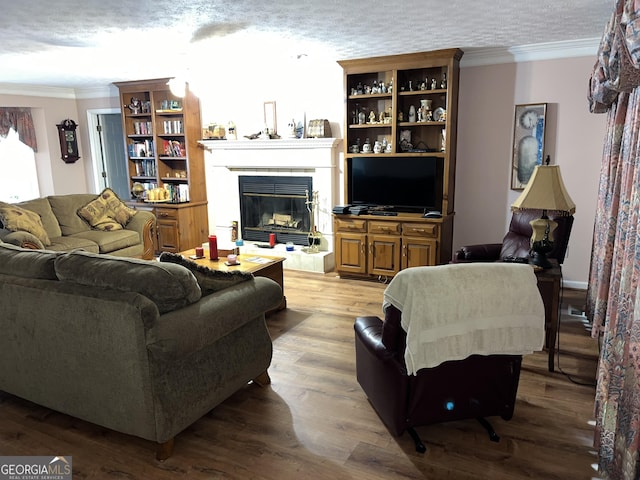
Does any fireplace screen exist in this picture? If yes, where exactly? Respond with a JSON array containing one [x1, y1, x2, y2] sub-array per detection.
[[239, 176, 313, 245]]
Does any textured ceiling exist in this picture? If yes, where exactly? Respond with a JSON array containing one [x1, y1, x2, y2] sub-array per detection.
[[0, 0, 612, 90]]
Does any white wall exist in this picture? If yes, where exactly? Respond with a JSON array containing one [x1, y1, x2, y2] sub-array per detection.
[[195, 56, 344, 144]]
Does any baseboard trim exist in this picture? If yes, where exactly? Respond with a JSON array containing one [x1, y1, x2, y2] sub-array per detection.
[[563, 280, 587, 291]]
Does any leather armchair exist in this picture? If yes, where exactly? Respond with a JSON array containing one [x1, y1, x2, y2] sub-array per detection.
[[354, 262, 545, 452], [453, 210, 574, 264], [355, 306, 522, 453]]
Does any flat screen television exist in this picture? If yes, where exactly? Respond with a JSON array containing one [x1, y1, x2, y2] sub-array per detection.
[[348, 156, 442, 213]]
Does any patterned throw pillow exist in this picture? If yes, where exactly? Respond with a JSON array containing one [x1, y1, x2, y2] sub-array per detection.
[[0, 201, 51, 246], [77, 188, 137, 231], [159, 251, 253, 296]]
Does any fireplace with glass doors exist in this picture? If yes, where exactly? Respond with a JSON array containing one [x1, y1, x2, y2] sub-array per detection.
[[238, 176, 313, 246]]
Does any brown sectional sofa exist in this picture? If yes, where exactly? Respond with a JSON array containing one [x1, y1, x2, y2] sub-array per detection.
[[0, 193, 155, 259]]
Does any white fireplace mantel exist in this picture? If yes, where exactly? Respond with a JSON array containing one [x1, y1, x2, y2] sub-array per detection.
[[199, 138, 342, 169], [200, 137, 343, 273]]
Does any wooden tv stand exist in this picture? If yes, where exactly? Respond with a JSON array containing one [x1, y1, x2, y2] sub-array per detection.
[[333, 212, 454, 279]]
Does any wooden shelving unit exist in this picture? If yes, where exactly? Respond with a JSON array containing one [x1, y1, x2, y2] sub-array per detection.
[[114, 78, 209, 253], [335, 49, 463, 278]]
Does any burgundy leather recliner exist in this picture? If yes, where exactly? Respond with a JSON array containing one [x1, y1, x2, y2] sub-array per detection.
[[355, 306, 522, 452], [452, 210, 574, 264]]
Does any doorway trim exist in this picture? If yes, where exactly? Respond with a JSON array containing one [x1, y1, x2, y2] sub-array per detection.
[[86, 108, 121, 193]]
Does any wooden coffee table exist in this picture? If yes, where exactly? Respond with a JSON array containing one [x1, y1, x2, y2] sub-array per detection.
[[179, 251, 286, 311]]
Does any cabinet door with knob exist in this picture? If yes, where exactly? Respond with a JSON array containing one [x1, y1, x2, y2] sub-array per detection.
[[402, 222, 438, 269], [335, 232, 367, 274], [334, 216, 368, 274], [369, 235, 401, 276], [402, 237, 437, 269], [368, 221, 401, 276]]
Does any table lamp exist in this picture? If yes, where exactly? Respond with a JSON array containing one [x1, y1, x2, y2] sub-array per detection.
[[511, 158, 576, 269]]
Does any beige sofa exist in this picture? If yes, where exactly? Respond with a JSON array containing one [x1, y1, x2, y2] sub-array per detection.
[[0, 192, 155, 259], [0, 243, 283, 459]]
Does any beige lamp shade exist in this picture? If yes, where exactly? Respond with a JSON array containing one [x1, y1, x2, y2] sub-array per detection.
[[511, 165, 576, 215]]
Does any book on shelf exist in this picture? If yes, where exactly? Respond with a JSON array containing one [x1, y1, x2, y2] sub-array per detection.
[[133, 121, 152, 135], [163, 120, 183, 134], [162, 140, 185, 157], [133, 159, 156, 177], [128, 139, 154, 157]]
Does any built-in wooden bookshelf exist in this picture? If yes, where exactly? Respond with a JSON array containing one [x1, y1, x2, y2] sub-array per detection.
[[114, 78, 209, 253], [334, 49, 463, 278]]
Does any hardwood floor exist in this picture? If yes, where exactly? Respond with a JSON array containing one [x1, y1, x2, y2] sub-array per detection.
[[0, 270, 601, 479]]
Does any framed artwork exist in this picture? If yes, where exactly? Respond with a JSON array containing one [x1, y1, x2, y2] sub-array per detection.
[[511, 103, 547, 190]]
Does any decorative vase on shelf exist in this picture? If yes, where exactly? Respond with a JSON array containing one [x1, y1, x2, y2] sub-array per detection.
[[408, 105, 416, 123], [419, 99, 432, 122], [373, 140, 382, 153]]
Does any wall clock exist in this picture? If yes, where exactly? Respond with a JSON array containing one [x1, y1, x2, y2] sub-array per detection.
[[519, 109, 539, 129], [57, 119, 80, 163]]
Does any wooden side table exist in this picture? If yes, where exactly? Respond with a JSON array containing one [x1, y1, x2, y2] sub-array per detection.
[[534, 260, 562, 372]]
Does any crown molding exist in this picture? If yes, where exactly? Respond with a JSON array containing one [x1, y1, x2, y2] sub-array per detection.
[[74, 84, 119, 99], [0, 83, 77, 99], [0, 83, 117, 99], [461, 38, 600, 67]]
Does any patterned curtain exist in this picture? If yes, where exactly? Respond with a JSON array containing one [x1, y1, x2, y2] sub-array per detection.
[[587, 1, 640, 478], [0, 107, 37, 152]]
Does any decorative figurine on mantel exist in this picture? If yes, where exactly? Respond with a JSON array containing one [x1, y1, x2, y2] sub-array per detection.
[[287, 119, 297, 138], [431, 78, 437, 90], [369, 110, 376, 124], [441, 73, 447, 89]]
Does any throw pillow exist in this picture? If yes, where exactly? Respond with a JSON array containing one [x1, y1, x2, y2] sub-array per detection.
[[0, 201, 51, 246], [77, 188, 137, 231], [159, 251, 253, 296]]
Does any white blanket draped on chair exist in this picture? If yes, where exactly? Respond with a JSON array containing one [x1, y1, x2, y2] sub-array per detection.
[[383, 263, 545, 375]]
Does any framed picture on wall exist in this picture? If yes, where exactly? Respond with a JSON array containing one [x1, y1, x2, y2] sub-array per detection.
[[511, 103, 547, 190]]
